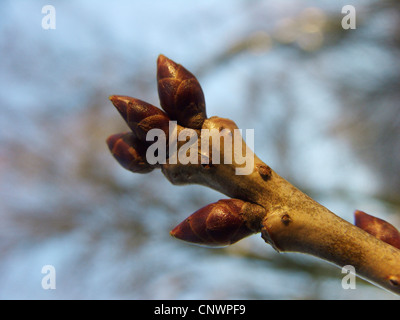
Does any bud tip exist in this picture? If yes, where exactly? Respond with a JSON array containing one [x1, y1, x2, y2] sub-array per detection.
[[109, 95, 132, 119], [106, 132, 124, 152]]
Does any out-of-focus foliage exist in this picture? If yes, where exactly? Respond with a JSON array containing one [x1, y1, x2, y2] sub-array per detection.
[[0, 0, 399, 299]]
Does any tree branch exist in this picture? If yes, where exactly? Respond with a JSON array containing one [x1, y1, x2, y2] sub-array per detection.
[[106, 55, 400, 295]]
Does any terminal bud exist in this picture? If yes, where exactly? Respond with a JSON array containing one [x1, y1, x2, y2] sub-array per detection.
[[157, 54, 207, 129]]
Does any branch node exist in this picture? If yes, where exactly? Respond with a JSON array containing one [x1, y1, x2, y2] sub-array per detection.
[[281, 214, 291, 226], [260, 226, 280, 252], [256, 164, 272, 181]]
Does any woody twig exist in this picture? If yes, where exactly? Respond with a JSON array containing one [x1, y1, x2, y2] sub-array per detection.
[[106, 55, 400, 295]]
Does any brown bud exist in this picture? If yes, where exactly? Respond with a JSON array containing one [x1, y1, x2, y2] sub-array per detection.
[[106, 132, 156, 173], [109, 95, 170, 142], [354, 210, 400, 250], [170, 199, 255, 247], [157, 54, 207, 129]]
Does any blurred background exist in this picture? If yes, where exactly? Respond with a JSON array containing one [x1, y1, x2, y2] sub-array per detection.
[[0, 0, 399, 299]]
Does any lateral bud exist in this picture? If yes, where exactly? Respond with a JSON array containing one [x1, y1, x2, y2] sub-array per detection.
[[157, 54, 207, 129], [106, 132, 156, 173], [170, 199, 256, 247], [109, 95, 170, 142], [354, 210, 400, 250]]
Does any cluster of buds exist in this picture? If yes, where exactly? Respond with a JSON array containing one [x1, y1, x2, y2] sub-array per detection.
[[107, 55, 257, 247]]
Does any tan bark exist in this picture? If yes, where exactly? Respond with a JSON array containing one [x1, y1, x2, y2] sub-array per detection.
[[161, 116, 400, 295], [107, 55, 400, 296]]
